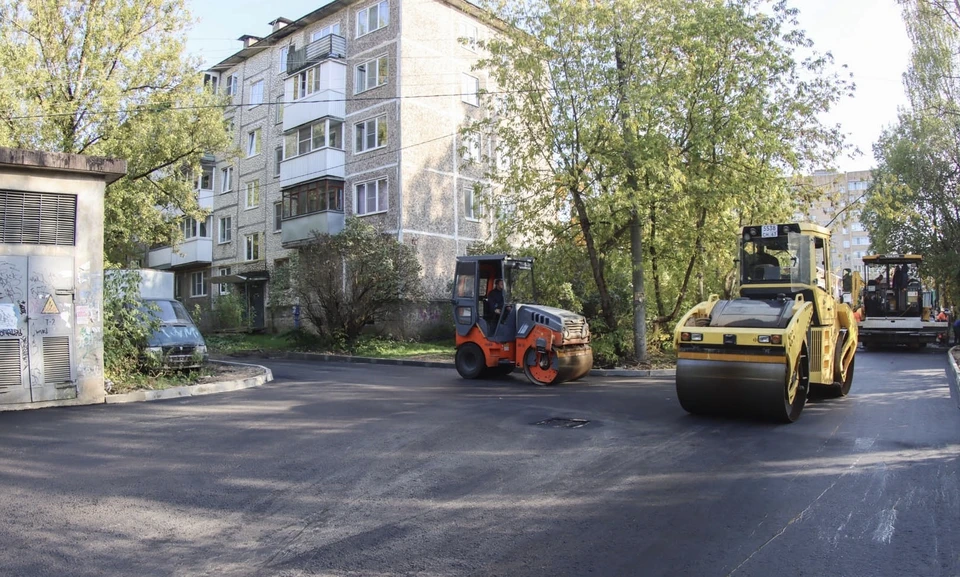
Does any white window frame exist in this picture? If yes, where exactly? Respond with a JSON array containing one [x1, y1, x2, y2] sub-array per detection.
[[197, 165, 214, 191], [220, 166, 233, 193], [274, 202, 283, 232], [355, 177, 388, 215], [225, 74, 238, 96], [190, 271, 207, 297], [247, 128, 261, 157], [218, 267, 231, 295], [249, 79, 264, 108], [356, 1, 389, 38], [203, 72, 220, 93], [464, 183, 483, 221], [459, 21, 478, 51], [462, 133, 480, 163], [245, 180, 261, 209], [312, 22, 341, 42], [461, 74, 479, 106], [245, 233, 261, 261], [274, 146, 283, 178], [279, 44, 295, 74], [218, 216, 232, 244], [355, 56, 388, 94], [275, 94, 284, 124], [354, 115, 387, 153]]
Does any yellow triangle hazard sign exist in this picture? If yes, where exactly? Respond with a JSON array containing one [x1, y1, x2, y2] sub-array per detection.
[[42, 296, 60, 315]]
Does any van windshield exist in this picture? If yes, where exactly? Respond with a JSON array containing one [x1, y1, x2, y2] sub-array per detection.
[[142, 299, 194, 324]]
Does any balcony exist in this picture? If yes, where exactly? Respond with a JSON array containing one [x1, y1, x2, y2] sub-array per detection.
[[197, 187, 214, 210], [280, 148, 345, 188], [283, 88, 346, 131], [147, 238, 213, 269], [281, 211, 345, 247], [286, 34, 346, 76]]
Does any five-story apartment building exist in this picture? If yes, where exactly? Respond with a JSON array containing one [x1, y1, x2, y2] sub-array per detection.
[[150, 0, 501, 331]]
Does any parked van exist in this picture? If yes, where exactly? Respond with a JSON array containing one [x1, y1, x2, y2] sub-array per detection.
[[109, 270, 208, 370]]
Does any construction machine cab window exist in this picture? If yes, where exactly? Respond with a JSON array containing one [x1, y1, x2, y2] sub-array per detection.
[[741, 230, 814, 286]]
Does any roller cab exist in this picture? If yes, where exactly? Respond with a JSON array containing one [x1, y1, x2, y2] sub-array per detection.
[[674, 223, 858, 422], [452, 255, 592, 386]]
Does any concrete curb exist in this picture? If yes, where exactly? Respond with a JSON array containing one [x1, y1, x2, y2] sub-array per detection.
[[225, 349, 677, 378], [946, 346, 960, 410], [105, 360, 273, 404]]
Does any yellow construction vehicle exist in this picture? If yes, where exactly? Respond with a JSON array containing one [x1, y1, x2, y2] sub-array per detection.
[[858, 253, 944, 348], [673, 223, 858, 422]]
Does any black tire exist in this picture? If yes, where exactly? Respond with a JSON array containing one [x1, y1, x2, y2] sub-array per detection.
[[777, 347, 809, 423], [826, 354, 855, 398], [455, 343, 485, 379], [487, 364, 515, 378]]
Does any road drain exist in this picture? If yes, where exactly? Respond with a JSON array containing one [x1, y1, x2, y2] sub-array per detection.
[[535, 418, 589, 429]]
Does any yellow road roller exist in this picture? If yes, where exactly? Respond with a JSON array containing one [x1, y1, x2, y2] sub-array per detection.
[[674, 223, 858, 422]]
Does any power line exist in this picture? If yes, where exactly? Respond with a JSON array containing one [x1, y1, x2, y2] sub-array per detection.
[[5, 88, 547, 121]]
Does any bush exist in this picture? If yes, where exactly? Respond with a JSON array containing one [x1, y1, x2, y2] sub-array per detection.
[[213, 290, 246, 330], [103, 269, 160, 381]]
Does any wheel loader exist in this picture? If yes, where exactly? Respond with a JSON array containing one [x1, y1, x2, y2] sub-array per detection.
[[673, 223, 858, 422], [452, 255, 592, 386]]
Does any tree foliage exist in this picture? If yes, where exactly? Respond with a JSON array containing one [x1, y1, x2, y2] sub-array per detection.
[[862, 0, 960, 304], [102, 268, 160, 382], [471, 0, 851, 361], [0, 0, 232, 265], [288, 219, 425, 343]]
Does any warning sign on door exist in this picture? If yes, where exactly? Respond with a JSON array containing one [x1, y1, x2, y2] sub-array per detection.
[[42, 296, 60, 315]]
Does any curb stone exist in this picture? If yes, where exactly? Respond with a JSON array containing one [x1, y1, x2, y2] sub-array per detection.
[[105, 360, 273, 404], [947, 346, 960, 410], [225, 349, 677, 378]]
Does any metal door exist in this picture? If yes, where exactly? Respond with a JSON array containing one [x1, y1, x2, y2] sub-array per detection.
[[0, 256, 31, 403], [27, 256, 75, 397]]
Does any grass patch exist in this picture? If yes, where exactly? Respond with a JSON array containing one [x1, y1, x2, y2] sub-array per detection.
[[205, 333, 292, 354], [351, 337, 454, 360], [205, 331, 455, 362], [109, 366, 217, 395]]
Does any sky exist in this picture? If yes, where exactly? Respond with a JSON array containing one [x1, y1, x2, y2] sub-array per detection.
[[184, 0, 912, 174]]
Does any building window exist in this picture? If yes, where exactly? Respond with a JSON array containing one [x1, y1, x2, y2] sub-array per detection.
[[220, 166, 233, 193], [284, 119, 344, 158], [842, 240, 850, 249], [180, 216, 210, 239], [355, 56, 388, 93], [293, 65, 319, 100], [174, 274, 182, 299], [462, 133, 480, 162], [356, 178, 387, 215], [852, 222, 865, 232], [247, 128, 261, 157], [459, 21, 478, 51], [275, 95, 284, 124], [218, 267, 231, 295], [279, 44, 294, 73], [464, 183, 483, 220], [461, 74, 479, 106], [197, 165, 214, 190], [312, 22, 341, 41], [274, 146, 283, 178], [355, 115, 387, 153], [283, 179, 344, 218], [245, 180, 261, 209], [225, 74, 238, 96], [203, 72, 219, 93], [274, 202, 283, 232], [249, 79, 264, 107], [357, 1, 389, 37], [218, 216, 232, 244], [191, 271, 207, 297], [245, 233, 261, 261]]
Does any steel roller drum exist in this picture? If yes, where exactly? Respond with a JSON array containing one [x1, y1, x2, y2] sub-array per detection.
[[676, 358, 792, 420], [525, 344, 593, 385]]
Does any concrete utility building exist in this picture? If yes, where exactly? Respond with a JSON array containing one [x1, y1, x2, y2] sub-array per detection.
[[0, 147, 126, 409], [149, 0, 503, 333]]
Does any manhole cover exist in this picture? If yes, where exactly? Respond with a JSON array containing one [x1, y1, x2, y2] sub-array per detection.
[[535, 418, 589, 429]]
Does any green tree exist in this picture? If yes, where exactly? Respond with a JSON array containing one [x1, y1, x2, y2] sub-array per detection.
[[289, 219, 425, 343], [102, 268, 160, 381], [862, 0, 960, 303], [0, 0, 232, 264], [473, 0, 850, 362]]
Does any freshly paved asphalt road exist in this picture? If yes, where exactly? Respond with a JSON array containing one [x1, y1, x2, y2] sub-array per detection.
[[0, 349, 958, 576]]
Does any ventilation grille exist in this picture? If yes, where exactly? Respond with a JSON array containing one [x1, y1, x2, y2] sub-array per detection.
[[43, 336, 71, 384], [0, 190, 77, 246], [0, 339, 22, 389], [808, 329, 823, 371]]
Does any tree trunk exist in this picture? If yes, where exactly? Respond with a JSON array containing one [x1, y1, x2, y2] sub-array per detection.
[[569, 186, 619, 339], [631, 209, 647, 363]]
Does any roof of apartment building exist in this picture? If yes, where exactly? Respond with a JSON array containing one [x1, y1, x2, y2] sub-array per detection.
[[208, 0, 493, 73]]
